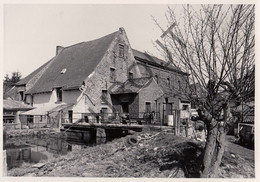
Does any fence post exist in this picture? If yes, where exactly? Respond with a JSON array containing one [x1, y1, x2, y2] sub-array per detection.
[[3, 150, 7, 176], [174, 110, 177, 136], [185, 119, 188, 137], [58, 111, 62, 128], [177, 110, 180, 136]]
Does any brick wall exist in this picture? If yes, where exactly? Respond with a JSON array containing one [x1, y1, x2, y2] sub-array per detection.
[[75, 28, 141, 114], [129, 94, 139, 118], [138, 79, 164, 117], [137, 62, 189, 108]]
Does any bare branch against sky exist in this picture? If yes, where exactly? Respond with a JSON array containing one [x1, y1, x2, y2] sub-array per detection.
[[3, 2, 258, 79]]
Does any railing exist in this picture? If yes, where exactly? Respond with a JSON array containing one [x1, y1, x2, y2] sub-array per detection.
[[3, 114, 59, 130], [62, 112, 161, 126]]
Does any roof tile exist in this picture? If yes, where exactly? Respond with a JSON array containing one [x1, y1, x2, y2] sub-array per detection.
[[27, 31, 118, 94]]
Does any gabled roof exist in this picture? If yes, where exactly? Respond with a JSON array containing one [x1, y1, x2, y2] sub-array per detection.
[[132, 49, 165, 66], [26, 31, 119, 94], [3, 98, 33, 111], [112, 77, 153, 94], [16, 59, 52, 86], [132, 49, 188, 75], [4, 86, 17, 99]]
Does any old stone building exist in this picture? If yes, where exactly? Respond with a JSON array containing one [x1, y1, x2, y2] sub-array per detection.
[[9, 28, 190, 125]]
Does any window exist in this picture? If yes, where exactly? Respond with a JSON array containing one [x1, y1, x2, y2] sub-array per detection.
[[110, 68, 116, 81], [119, 44, 124, 58], [84, 116, 89, 123], [27, 115, 33, 124], [102, 90, 108, 100], [101, 107, 108, 114], [167, 78, 170, 87], [56, 87, 62, 102], [30, 95, 34, 106], [68, 111, 73, 123], [3, 116, 15, 124], [155, 75, 159, 83], [129, 72, 133, 79], [182, 104, 189, 110], [145, 102, 151, 113], [178, 80, 181, 91], [165, 98, 168, 103], [19, 91, 24, 101]]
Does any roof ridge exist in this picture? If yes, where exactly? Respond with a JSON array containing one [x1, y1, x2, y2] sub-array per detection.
[[132, 48, 165, 63], [62, 42, 85, 50], [62, 31, 119, 50], [127, 76, 152, 81], [132, 48, 188, 75]]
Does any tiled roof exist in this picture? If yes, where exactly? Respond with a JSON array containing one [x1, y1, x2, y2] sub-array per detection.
[[132, 49, 188, 75], [26, 31, 118, 94], [112, 77, 153, 94], [16, 60, 52, 86], [3, 98, 33, 111], [17, 29, 188, 95], [4, 86, 17, 99]]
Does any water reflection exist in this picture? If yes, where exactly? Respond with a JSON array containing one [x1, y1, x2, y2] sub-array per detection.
[[4, 131, 108, 170]]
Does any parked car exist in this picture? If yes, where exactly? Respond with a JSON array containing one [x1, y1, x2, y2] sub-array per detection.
[[239, 123, 254, 147]]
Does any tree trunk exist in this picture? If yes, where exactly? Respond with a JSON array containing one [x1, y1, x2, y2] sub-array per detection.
[[200, 118, 218, 177], [200, 104, 230, 178]]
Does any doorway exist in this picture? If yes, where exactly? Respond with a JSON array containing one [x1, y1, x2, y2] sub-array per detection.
[[163, 98, 173, 125], [101, 107, 108, 122], [121, 102, 129, 113]]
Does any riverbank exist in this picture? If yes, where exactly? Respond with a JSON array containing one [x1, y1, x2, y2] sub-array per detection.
[[4, 128, 63, 139], [7, 129, 254, 178]]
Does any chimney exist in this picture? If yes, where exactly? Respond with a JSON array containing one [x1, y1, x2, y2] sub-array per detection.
[[119, 27, 125, 34], [56, 46, 64, 55]]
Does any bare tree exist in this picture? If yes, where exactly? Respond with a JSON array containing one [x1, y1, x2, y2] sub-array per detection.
[[154, 4, 255, 177]]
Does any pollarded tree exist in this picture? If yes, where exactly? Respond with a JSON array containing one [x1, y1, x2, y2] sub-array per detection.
[[154, 4, 255, 177]]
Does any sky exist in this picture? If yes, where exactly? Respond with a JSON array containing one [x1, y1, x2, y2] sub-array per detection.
[[3, 4, 176, 78]]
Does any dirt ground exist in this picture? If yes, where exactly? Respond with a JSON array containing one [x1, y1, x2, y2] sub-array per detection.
[[7, 129, 255, 178]]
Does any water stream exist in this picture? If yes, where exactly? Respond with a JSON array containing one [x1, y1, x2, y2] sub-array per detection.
[[4, 132, 110, 170]]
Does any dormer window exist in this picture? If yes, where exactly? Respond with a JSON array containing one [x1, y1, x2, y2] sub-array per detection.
[[56, 87, 62, 102], [119, 44, 124, 58], [61, 68, 67, 74], [19, 91, 24, 101]]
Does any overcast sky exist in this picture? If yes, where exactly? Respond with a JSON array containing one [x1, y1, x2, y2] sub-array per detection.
[[3, 4, 177, 78]]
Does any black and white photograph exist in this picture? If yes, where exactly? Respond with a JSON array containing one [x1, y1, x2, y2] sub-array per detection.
[[2, 1, 256, 179]]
